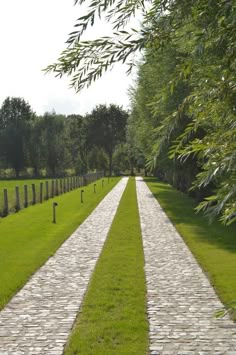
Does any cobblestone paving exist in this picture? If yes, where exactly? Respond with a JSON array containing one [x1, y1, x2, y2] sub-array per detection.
[[136, 177, 236, 355], [0, 177, 128, 355]]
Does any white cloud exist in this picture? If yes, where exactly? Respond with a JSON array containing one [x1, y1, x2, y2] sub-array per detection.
[[0, 0, 138, 115]]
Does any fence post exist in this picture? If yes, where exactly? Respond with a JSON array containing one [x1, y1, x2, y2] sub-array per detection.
[[45, 181, 49, 200], [32, 184, 36, 205], [70, 177, 72, 190], [40, 182, 43, 203], [24, 184, 28, 208], [55, 179, 59, 196], [3, 188, 8, 216], [60, 179, 63, 194], [51, 180, 55, 198], [70, 177, 72, 191], [69, 177, 72, 190], [15, 186, 20, 212]]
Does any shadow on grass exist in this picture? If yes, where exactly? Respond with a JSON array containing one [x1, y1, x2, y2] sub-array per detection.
[[144, 177, 236, 254]]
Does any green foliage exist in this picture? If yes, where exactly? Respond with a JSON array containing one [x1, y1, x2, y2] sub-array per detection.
[[46, 1, 235, 222], [45, 0, 205, 91], [113, 144, 130, 174], [66, 114, 89, 174], [40, 112, 71, 176], [28, 117, 44, 176], [87, 147, 108, 171], [64, 178, 148, 354], [0, 97, 35, 177], [86, 104, 128, 175], [0, 99, 128, 178]]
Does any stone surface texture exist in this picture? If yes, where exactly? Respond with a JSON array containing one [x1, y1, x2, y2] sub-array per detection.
[[136, 177, 236, 355], [0, 177, 128, 355]]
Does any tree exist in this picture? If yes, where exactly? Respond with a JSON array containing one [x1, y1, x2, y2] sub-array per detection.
[[0, 97, 35, 177], [46, 0, 236, 224], [28, 117, 45, 176], [87, 104, 128, 175], [45, 0, 215, 91], [66, 114, 90, 174], [87, 147, 108, 172], [40, 112, 70, 176]]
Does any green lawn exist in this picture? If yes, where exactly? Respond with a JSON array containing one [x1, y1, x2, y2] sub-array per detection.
[[0, 177, 119, 310], [145, 177, 236, 308], [64, 178, 149, 355]]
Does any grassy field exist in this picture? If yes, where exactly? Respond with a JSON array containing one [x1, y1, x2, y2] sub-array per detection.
[[145, 177, 236, 309], [0, 177, 119, 310], [64, 178, 149, 355], [0, 179, 52, 214]]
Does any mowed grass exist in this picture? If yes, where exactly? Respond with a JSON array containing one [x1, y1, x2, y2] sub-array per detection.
[[145, 177, 236, 307], [0, 179, 52, 213], [0, 177, 119, 310], [64, 178, 149, 355]]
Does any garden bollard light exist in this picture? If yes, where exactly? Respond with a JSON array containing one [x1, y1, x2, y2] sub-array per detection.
[[81, 189, 84, 203], [102, 179, 104, 187], [94, 184, 96, 193], [52, 202, 58, 224]]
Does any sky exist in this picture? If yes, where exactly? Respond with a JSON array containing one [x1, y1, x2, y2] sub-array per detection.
[[0, 0, 139, 116]]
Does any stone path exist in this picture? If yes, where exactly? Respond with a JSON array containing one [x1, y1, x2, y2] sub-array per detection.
[[0, 177, 128, 355], [136, 177, 236, 355]]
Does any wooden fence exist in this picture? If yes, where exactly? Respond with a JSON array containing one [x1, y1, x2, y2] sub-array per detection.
[[0, 172, 104, 217]]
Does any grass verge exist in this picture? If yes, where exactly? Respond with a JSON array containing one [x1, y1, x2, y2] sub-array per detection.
[[64, 178, 149, 355], [0, 177, 119, 310], [145, 177, 236, 308]]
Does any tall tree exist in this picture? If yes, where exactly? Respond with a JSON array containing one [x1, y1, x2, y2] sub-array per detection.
[[66, 114, 89, 174], [0, 97, 35, 177], [28, 117, 45, 176], [40, 112, 70, 176], [87, 104, 128, 175]]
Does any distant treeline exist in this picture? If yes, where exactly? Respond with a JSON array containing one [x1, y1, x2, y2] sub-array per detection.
[[0, 97, 130, 178]]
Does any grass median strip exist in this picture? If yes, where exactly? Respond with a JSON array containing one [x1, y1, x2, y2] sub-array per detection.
[[145, 177, 236, 309], [0, 177, 119, 310], [64, 178, 149, 355]]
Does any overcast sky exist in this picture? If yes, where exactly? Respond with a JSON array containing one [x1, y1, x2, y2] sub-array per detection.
[[0, 0, 139, 116]]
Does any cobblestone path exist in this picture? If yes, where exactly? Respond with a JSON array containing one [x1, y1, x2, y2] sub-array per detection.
[[0, 177, 128, 355], [136, 177, 236, 355]]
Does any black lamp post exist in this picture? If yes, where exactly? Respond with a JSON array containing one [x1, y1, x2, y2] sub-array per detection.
[[81, 189, 84, 203], [52, 202, 58, 223]]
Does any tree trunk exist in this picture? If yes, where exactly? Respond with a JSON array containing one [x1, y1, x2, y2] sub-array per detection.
[[108, 153, 113, 176], [33, 165, 39, 177], [15, 168, 20, 179]]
